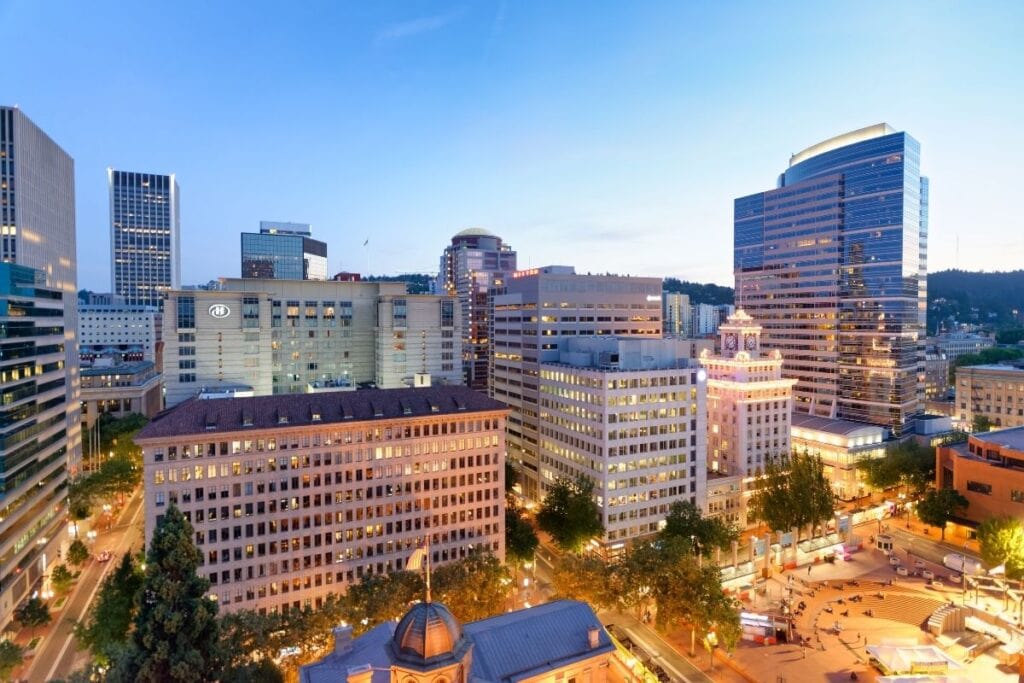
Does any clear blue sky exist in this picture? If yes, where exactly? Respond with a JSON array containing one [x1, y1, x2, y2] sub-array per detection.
[[3, 0, 1022, 289]]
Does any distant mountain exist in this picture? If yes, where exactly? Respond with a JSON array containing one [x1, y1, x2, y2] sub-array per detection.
[[928, 270, 1024, 333], [662, 278, 735, 306]]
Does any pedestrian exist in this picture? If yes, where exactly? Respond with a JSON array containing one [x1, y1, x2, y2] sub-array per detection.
[[808, 565, 812, 576]]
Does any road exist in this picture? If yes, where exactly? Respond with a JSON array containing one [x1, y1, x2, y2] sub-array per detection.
[[25, 489, 145, 683], [866, 522, 978, 570]]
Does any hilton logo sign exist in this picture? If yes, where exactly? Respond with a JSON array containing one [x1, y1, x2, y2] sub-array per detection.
[[208, 304, 231, 319]]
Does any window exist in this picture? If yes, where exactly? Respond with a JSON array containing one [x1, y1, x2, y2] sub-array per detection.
[[441, 300, 454, 327], [966, 480, 992, 495], [243, 296, 260, 328], [1012, 490, 1024, 503], [179, 373, 197, 383], [177, 296, 196, 329]]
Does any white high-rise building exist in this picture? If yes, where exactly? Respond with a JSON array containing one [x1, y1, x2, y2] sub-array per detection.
[[538, 337, 708, 556], [78, 304, 161, 363], [662, 292, 691, 336], [701, 311, 795, 528]]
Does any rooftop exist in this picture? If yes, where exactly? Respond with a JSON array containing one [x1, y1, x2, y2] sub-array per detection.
[[791, 413, 888, 437], [137, 386, 506, 441], [789, 123, 894, 167], [973, 426, 1024, 452], [958, 364, 1024, 374], [453, 227, 495, 238], [81, 361, 155, 377]]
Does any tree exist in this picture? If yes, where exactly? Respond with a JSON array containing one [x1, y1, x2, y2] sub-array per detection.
[[856, 441, 935, 499], [67, 539, 90, 567], [75, 552, 144, 665], [219, 658, 284, 683], [550, 554, 617, 611], [51, 563, 75, 595], [660, 500, 738, 555], [977, 516, 1024, 579], [749, 453, 836, 535], [94, 455, 140, 504], [537, 476, 604, 553], [108, 505, 219, 682], [14, 596, 51, 638], [916, 488, 968, 540], [68, 478, 96, 537], [973, 414, 995, 433], [505, 504, 539, 569], [341, 571, 423, 635], [0, 639, 24, 681], [505, 460, 518, 495], [433, 552, 510, 623]]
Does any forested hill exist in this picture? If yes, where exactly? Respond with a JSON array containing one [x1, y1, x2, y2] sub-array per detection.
[[662, 278, 735, 305], [928, 269, 1024, 332]]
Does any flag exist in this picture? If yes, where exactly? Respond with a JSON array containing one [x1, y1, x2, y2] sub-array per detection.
[[407, 547, 428, 571], [363, 239, 369, 247]]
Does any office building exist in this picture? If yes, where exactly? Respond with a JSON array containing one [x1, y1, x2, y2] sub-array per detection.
[[662, 292, 691, 336], [539, 337, 708, 554], [937, 427, 1024, 537], [790, 414, 887, 501], [300, 600, 618, 683], [437, 229, 517, 390], [490, 266, 662, 499], [80, 360, 162, 429], [955, 364, 1024, 430], [78, 304, 161, 363], [138, 386, 507, 614], [0, 106, 80, 627], [691, 303, 730, 337], [735, 123, 927, 435], [931, 331, 996, 363], [924, 348, 950, 400], [701, 311, 796, 477], [0, 265, 71, 623], [162, 279, 461, 406], [109, 169, 180, 307], [241, 221, 328, 281]]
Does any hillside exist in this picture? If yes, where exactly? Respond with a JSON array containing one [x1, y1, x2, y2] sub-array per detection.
[[928, 269, 1024, 333], [662, 278, 735, 306]]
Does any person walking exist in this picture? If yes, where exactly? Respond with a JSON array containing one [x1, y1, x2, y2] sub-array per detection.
[[808, 564, 812, 576]]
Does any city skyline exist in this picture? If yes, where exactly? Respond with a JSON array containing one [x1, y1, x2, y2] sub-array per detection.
[[4, 2, 1022, 290]]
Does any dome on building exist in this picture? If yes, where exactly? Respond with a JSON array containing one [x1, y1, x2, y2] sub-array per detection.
[[453, 227, 495, 239], [392, 602, 463, 664]]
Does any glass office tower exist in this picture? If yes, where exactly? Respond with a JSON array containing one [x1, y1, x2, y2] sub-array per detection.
[[735, 124, 927, 436], [109, 169, 180, 307], [241, 221, 327, 280]]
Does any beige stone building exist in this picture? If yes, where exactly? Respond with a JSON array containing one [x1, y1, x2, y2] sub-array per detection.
[[955, 364, 1024, 430], [138, 386, 506, 614]]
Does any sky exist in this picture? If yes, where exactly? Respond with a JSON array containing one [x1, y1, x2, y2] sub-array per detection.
[[2, 0, 1022, 289]]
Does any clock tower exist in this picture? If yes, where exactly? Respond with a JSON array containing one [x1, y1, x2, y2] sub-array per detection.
[[718, 309, 761, 357]]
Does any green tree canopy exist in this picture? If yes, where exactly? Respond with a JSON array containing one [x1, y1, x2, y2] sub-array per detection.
[[14, 595, 51, 638], [0, 639, 24, 681], [550, 554, 617, 611], [537, 476, 604, 553], [977, 516, 1024, 579], [75, 552, 144, 665], [432, 552, 509, 623], [916, 488, 968, 540], [660, 500, 738, 555], [67, 539, 90, 567], [505, 504, 539, 568], [749, 453, 836, 533], [340, 571, 423, 635], [973, 414, 995, 433], [51, 563, 75, 595], [856, 441, 936, 497], [108, 505, 219, 682]]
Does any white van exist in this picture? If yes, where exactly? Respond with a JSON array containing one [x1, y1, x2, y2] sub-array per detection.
[[943, 553, 983, 575]]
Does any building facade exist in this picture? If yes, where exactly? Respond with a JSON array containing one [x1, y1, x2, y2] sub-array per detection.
[[735, 124, 927, 436], [924, 348, 950, 400], [489, 266, 663, 500], [137, 386, 507, 614], [109, 169, 180, 307], [162, 280, 462, 406], [955, 364, 1024, 430], [241, 221, 328, 281], [662, 292, 691, 336], [437, 229, 517, 391], [78, 304, 161, 363], [80, 360, 162, 429], [701, 311, 796, 478], [790, 414, 887, 501], [931, 331, 995, 364], [538, 337, 708, 555], [0, 106, 80, 627], [937, 427, 1024, 532], [0, 264, 72, 626]]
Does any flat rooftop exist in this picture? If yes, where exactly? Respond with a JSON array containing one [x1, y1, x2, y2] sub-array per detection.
[[791, 413, 888, 437], [137, 385, 506, 440], [973, 426, 1024, 452], [81, 361, 155, 377]]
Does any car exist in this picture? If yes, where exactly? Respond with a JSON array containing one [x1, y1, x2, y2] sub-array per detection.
[[97, 550, 112, 562], [922, 570, 935, 580], [896, 566, 909, 576], [889, 556, 901, 566]]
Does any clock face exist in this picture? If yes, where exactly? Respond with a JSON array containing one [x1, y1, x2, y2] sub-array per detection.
[[724, 334, 737, 351], [745, 334, 757, 350]]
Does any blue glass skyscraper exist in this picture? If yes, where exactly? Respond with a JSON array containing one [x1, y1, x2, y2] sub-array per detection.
[[734, 124, 927, 435]]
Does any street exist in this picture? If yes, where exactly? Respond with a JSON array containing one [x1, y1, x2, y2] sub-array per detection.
[[23, 488, 144, 683]]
